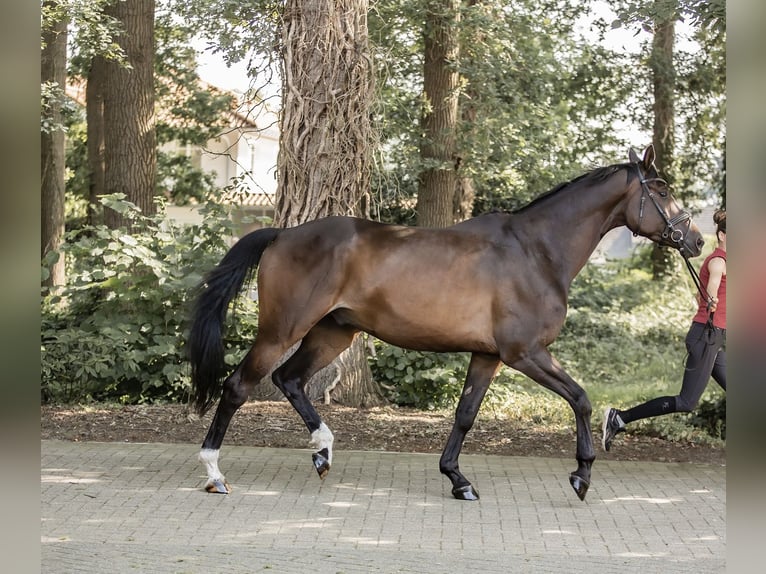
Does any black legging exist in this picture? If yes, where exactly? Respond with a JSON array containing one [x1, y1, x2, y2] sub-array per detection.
[[619, 321, 726, 423]]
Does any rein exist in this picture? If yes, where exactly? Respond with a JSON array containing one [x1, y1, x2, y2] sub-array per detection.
[[684, 256, 715, 313], [685, 252, 719, 344]]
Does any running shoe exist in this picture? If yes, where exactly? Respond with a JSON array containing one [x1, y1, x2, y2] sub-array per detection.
[[602, 407, 625, 452]]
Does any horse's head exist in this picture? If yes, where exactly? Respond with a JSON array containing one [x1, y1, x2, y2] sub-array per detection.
[[625, 145, 704, 259]]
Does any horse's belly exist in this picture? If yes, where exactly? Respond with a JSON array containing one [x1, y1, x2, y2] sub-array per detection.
[[331, 306, 497, 354]]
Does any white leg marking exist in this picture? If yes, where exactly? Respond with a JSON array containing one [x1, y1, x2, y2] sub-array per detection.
[[309, 423, 334, 464], [199, 448, 225, 486]]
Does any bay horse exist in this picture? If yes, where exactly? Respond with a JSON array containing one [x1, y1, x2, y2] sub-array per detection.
[[188, 145, 703, 501]]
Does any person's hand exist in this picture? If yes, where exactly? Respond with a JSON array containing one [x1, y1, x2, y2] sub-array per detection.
[[708, 296, 718, 313]]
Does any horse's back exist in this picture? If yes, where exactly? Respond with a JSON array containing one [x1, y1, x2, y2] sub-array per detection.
[[261, 213, 517, 309]]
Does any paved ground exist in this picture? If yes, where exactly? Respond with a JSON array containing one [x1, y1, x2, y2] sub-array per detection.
[[41, 440, 725, 573]]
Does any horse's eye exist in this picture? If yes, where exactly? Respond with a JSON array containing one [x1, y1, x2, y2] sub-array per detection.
[[659, 190, 668, 198]]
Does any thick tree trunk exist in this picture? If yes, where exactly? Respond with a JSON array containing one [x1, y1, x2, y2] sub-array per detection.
[[275, 0, 374, 224], [251, 0, 384, 407], [40, 4, 67, 288], [416, 0, 461, 228], [102, 0, 157, 229], [650, 7, 676, 279]]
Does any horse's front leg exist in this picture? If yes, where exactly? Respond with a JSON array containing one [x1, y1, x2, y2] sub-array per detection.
[[508, 348, 595, 501], [440, 353, 501, 500]]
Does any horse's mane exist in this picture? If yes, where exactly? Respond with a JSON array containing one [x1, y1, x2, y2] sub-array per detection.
[[511, 163, 631, 215]]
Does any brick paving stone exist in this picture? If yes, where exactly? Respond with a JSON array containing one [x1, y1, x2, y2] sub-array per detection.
[[42, 440, 725, 573]]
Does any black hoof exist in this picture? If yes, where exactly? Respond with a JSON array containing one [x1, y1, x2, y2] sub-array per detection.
[[205, 479, 230, 494], [312, 448, 330, 480], [569, 473, 589, 501], [452, 484, 480, 501]]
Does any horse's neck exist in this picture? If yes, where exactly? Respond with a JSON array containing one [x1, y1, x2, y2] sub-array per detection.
[[515, 178, 628, 283]]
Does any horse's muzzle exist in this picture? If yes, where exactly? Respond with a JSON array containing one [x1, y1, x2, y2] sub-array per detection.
[[679, 232, 705, 259]]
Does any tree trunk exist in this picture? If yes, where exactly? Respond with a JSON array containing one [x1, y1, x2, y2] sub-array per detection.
[[276, 1, 375, 223], [251, 0, 384, 407], [416, 0, 461, 228], [453, 0, 481, 223], [650, 5, 676, 279], [40, 3, 67, 288], [86, 57, 106, 226], [102, 0, 157, 229]]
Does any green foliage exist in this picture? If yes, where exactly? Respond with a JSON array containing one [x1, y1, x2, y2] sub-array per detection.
[[154, 6, 237, 147], [610, 1, 725, 35], [608, 0, 726, 205], [156, 151, 218, 205], [688, 393, 726, 440], [673, 25, 726, 203], [171, 0, 283, 93], [369, 344, 530, 411], [41, 83, 72, 135], [369, 0, 637, 221], [41, 195, 258, 404], [153, 5, 241, 205], [62, 106, 89, 219], [47, 0, 127, 70], [370, 346, 467, 409]]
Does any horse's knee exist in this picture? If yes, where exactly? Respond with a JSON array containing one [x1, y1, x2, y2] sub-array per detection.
[[573, 389, 592, 418]]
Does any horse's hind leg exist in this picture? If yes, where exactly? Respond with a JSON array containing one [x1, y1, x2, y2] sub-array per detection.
[[440, 353, 501, 500], [508, 347, 595, 501], [199, 343, 287, 493], [271, 317, 358, 479]]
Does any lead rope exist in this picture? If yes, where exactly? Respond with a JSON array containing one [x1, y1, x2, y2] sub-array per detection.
[[683, 257, 716, 340]]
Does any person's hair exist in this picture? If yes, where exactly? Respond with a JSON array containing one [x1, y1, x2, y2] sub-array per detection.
[[713, 208, 726, 237]]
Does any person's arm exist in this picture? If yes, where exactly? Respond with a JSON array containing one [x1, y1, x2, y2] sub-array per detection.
[[705, 256, 726, 312]]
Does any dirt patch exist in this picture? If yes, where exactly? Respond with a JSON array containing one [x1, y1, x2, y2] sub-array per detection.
[[41, 401, 725, 466]]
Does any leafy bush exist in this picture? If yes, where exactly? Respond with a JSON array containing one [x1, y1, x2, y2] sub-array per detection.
[[369, 345, 467, 409], [369, 343, 544, 411], [687, 393, 726, 440], [41, 195, 259, 404]]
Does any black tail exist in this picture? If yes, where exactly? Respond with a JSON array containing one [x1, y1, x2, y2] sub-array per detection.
[[188, 228, 281, 415]]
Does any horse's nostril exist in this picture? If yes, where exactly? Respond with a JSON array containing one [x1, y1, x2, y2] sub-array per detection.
[[697, 237, 705, 248]]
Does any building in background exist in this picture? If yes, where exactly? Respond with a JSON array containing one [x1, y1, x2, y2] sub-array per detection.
[[162, 89, 279, 231], [67, 80, 279, 232]]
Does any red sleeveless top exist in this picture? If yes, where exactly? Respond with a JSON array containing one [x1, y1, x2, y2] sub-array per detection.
[[692, 247, 726, 329]]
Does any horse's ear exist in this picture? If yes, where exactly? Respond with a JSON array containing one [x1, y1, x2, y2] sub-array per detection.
[[628, 147, 640, 163], [641, 144, 656, 169]]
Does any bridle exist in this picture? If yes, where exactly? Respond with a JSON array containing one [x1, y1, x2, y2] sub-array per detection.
[[633, 162, 715, 314], [633, 162, 693, 254]]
